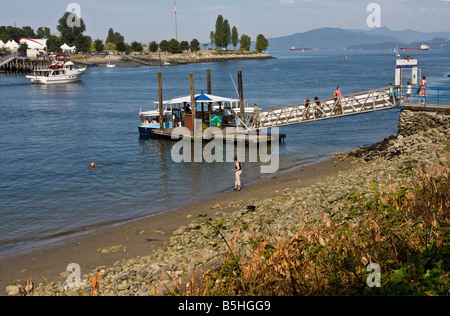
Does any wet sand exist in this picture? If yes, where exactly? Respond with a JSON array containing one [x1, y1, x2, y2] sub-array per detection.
[[0, 157, 353, 294]]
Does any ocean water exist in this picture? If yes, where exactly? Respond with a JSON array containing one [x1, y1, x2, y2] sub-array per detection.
[[0, 50, 449, 258]]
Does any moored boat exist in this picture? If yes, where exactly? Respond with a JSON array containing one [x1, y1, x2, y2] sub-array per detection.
[[138, 91, 253, 136]]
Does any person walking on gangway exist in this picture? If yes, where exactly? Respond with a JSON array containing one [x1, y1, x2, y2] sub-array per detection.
[[333, 86, 342, 115]]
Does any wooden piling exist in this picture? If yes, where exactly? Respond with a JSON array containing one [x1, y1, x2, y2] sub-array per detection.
[[207, 69, 211, 94], [189, 73, 196, 133], [207, 69, 212, 125], [238, 69, 244, 115], [158, 72, 163, 130]]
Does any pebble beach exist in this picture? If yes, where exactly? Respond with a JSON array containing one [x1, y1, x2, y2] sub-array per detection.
[[3, 109, 449, 296]]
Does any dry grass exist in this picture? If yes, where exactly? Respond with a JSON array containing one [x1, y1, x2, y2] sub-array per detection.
[[174, 161, 449, 296]]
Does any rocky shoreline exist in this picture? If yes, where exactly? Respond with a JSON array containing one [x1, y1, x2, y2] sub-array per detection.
[[6, 109, 449, 296], [72, 52, 274, 68]]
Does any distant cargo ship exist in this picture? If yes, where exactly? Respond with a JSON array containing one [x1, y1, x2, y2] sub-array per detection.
[[401, 44, 430, 51], [290, 46, 312, 52]]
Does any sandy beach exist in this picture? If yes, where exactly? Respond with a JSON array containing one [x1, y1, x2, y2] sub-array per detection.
[[0, 157, 349, 294]]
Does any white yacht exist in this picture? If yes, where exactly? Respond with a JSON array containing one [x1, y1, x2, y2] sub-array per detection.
[[26, 61, 87, 84]]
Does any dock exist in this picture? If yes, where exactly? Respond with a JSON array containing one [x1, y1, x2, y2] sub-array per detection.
[[150, 128, 286, 144], [400, 104, 450, 115], [0, 55, 51, 74]]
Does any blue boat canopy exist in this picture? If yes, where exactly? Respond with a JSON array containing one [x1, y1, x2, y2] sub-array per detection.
[[157, 91, 239, 105]]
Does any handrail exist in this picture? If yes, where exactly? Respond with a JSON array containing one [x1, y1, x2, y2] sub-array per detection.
[[397, 86, 450, 106], [243, 87, 395, 130]]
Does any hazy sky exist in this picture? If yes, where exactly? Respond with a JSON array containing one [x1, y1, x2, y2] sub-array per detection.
[[1, 0, 450, 43]]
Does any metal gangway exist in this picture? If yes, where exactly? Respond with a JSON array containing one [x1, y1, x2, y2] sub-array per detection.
[[240, 87, 396, 131]]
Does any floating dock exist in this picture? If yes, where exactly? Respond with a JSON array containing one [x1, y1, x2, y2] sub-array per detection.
[[150, 128, 286, 144]]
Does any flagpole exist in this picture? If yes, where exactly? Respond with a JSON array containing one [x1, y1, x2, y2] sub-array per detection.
[[174, 0, 178, 41]]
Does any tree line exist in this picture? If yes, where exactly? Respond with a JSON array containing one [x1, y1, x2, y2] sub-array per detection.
[[210, 15, 269, 52], [1, 12, 269, 54]]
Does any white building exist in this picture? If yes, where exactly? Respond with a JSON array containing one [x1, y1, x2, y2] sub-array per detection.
[[19, 38, 47, 50]]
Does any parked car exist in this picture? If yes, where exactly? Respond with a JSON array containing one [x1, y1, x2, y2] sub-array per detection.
[[0, 52, 7, 57]]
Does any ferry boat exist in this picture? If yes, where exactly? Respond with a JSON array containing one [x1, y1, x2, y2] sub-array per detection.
[[138, 91, 252, 136], [26, 61, 87, 84]]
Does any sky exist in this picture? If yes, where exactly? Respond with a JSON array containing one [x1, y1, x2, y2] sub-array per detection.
[[1, 0, 450, 44]]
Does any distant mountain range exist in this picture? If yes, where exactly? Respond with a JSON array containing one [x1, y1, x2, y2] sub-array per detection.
[[268, 27, 450, 50]]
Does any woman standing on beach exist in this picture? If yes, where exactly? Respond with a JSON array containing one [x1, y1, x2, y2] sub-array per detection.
[[233, 157, 243, 191]]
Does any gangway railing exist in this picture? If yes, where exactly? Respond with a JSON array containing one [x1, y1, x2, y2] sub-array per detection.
[[397, 86, 450, 106], [242, 87, 395, 130]]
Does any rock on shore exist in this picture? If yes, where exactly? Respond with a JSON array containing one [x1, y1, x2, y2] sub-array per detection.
[[9, 109, 449, 296]]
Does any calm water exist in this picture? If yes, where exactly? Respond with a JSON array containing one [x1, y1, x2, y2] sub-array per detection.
[[1, 50, 449, 258]]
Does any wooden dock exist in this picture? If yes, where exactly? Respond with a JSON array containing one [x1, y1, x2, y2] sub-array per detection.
[[0, 56, 51, 74]]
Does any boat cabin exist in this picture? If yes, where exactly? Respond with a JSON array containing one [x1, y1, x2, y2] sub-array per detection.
[[139, 91, 252, 136], [166, 91, 250, 131], [32, 61, 76, 77]]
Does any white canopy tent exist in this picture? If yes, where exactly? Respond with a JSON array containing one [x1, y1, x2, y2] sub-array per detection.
[[60, 43, 76, 53], [5, 40, 19, 51], [0, 40, 5, 49]]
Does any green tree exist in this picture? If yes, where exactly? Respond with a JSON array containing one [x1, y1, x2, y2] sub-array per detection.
[[231, 26, 239, 50], [209, 31, 215, 49], [116, 41, 127, 52], [223, 19, 231, 49], [106, 28, 114, 43], [240, 34, 251, 51], [46, 35, 62, 53], [149, 41, 158, 53], [190, 39, 200, 52], [106, 28, 125, 45], [74, 34, 91, 53], [168, 39, 181, 54], [180, 40, 190, 52], [94, 39, 104, 52], [36, 27, 51, 39], [4, 26, 22, 42], [18, 43, 28, 53], [255, 34, 269, 52], [104, 42, 116, 51], [21, 26, 35, 38], [131, 41, 143, 52], [214, 15, 226, 50], [159, 40, 169, 53], [0, 32, 11, 42], [57, 12, 86, 45]]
